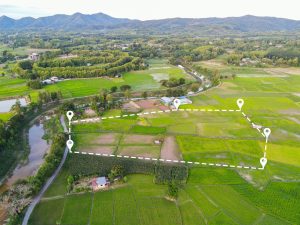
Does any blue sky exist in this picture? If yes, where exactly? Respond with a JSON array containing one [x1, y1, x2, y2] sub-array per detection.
[[1, 0, 300, 20]]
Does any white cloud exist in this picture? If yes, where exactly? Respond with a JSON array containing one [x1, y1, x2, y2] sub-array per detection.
[[1, 0, 300, 20]]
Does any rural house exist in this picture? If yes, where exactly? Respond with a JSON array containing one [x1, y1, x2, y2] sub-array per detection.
[[91, 177, 109, 191]]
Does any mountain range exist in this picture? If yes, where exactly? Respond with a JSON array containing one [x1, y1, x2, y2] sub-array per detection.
[[1, 12, 300, 34]]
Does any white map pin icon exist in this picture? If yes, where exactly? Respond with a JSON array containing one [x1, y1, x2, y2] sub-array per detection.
[[173, 99, 181, 110], [260, 157, 268, 169], [237, 99, 244, 110], [263, 128, 271, 140], [66, 140, 74, 151], [66, 111, 74, 121]]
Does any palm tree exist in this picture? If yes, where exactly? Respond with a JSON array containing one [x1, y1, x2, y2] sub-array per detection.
[[10, 99, 22, 115]]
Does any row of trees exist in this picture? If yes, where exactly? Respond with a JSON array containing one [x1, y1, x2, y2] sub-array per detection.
[[37, 50, 128, 68], [193, 65, 221, 86], [227, 48, 300, 67], [161, 78, 186, 88]]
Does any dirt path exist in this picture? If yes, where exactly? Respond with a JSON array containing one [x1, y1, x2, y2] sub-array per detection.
[[0, 206, 7, 225], [160, 136, 182, 160]]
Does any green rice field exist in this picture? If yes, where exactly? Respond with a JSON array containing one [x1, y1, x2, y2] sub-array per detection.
[[29, 62, 300, 224]]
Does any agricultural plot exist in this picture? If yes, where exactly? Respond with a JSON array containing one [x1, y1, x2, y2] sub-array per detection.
[[29, 171, 300, 225], [30, 64, 300, 225], [0, 77, 31, 99], [70, 97, 269, 171]]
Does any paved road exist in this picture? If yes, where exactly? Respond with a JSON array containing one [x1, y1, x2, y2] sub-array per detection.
[[22, 116, 69, 225]]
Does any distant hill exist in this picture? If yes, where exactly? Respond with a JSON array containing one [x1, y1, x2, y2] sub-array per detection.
[[1, 13, 300, 34]]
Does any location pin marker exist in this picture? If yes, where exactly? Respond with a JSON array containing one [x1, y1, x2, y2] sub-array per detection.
[[260, 157, 268, 169], [263, 128, 271, 141], [173, 99, 181, 110], [236, 99, 244, 110], [66, 111, 74, 121], [66, 140, 74, 152]]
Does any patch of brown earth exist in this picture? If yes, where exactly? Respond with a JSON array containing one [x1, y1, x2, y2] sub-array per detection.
[[200, 59, 225, 68], [279, 109, 300, 115], [122, 101, 140, 113], [81, 146, 114, 154], [93, 133, 119, 145], [134, 99, 169, 111], [263, 67, 300, 75], [135, 99, 159, 109], [0, 207, 7, 225], [84, 108, 97, 117], [123, 134, 156, 144], [160, 136, 182, 160]]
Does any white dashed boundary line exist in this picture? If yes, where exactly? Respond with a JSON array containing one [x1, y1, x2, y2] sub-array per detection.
[[72, 151, 263, 170], [240, 111, 268, 157], [68, 106, 267, 170], [72, 108, 241, 124]]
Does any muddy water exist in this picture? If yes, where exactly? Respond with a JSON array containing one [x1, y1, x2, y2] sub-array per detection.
[[6, 123, 50, 186], [0, 122, 50, 223]]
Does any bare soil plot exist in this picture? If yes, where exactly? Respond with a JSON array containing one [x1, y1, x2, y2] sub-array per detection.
[[122, 101, 140, 113], [0, 207, 6, 225], [134, 99, 169, 111], [263, 67, 300, 75], [84, 108, 97, 117], [122, 134, 156, 144], [93, 133, 119, 145], [80, 146, 115, 154], [160, 136, 182, 160], [200, 59, 226, 68], [118, 146, 160, 158], [135, 99, 158, 109]]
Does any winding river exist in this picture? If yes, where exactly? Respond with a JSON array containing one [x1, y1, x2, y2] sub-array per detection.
[[6, 122, 50, 186], [0, 121, 50, 223]]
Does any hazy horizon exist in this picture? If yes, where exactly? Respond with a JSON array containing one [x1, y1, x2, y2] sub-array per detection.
[[1, 0, 300, 21]]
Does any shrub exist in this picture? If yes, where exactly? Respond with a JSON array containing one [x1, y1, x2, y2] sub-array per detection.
[[167, 181, 179, 199]]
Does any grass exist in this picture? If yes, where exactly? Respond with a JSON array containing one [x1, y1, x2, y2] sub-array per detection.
[[232, 182, 300, 223], [30, 172, 299, 225], [0, 77, 30, 99], [130, 125, 166, 134], [44, 73, 159, 99], [43, 170, 69, 197], [61, 193, 92, 225], [201, 185, 261, 224], [90, 191, 114, 225], [28, 198, 65, 225], [0, 112, 14, 121]]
